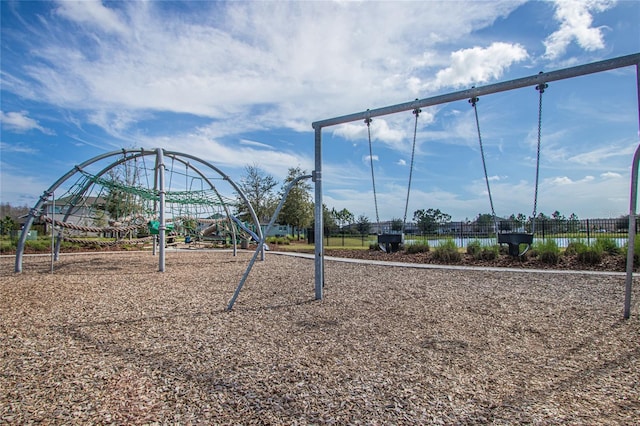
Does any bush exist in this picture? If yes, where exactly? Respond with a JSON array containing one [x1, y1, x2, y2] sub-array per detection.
[[477, 245, 500, 261], [266, 236, 290, 245], [433, 239, 461, 263], [406, 242, 430, 254], [594, 237, 620, 255], [536, 239, 560, 265], [467, 240, 499, 260], [623, 234, 640, 265], [466, 240, 482, 256], [24, 238, 54, 252], [577, 245, 603, 265], [565, 240, 588, 256]]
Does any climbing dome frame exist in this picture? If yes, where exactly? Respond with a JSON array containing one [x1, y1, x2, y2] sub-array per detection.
[[14, 148, 263, 273]]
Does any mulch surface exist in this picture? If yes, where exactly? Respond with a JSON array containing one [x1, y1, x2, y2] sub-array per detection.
[[2, 251, 639, 424]]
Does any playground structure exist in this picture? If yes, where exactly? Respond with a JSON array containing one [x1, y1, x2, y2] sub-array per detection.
[[14, 148, 264, 273], [13, 147, 314, 310], [10, 54, 640, 318], [312, 53, 640, 318]]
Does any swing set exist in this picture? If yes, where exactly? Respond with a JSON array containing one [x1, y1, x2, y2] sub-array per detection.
[[365, 82, 546, 257], [312, 53, 640, 320]]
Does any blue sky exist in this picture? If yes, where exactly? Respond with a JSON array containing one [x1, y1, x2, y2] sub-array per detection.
[[1, 0, 639, 222]]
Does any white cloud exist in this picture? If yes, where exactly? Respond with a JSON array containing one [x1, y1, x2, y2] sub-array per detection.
[[549, 176, 574, 185], [543, 0, 616, 60], [137, 128, 313, 184], [87, 110, 146, 137], [333, 118, 406, 152], [54, 0, 130, 36], [5, 1, 526, 136], [239, 139, 273, 149], [568, 142, 636, 165], [601, 171, 622, 179], [0, 111, 55, 135], [397, 159, 407, 166], [428, 43, 529, 91]]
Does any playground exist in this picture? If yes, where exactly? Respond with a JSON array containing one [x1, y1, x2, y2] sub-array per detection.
[[1, 250, 639, 424]]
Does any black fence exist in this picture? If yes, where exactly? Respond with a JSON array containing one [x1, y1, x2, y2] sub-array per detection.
[[323, 217, 637, 249]]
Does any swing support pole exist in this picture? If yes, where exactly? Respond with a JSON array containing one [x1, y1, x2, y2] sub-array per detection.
[[623, 62, 640, 320], [312, 53, 640, 311]]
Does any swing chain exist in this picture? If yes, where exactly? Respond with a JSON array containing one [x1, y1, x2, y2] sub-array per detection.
[[470, 96, 498, 236], [365, 114, 381, 226], [531, 81, 547, 233], [402, 105, 421, 233]]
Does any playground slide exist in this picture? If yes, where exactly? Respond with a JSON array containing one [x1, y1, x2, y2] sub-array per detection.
[[231, 215, 269, 250]]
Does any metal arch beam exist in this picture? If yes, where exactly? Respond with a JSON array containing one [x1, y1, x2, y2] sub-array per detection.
[[14, 148, 262, 272], [162, 150, 265, 259], [14, 148, 151, 272], [166, 154, 239, 256]]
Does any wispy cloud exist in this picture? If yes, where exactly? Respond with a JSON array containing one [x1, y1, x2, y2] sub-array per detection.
[[568, 142, 636, 166], [53, 0, 130, 35], [0, 142, 37, 154], [4, 1, 527, 137], [543, 0, 616, 59], [0, 111, 55, 135], [239, 139, 273, 149]]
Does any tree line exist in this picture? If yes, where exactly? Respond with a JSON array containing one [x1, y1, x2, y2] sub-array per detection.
[[0, 165, 635, 238]]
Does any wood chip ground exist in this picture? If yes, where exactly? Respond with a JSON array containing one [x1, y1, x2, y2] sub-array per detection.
[[2, 251, 639, 424]]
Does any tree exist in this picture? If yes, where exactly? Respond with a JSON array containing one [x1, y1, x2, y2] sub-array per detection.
[[356, 214, 371, 236], [551, 210, 567, 233], [236, 164, 278, 223], [475, 213, 494, 235], [103, 165, 146, 223], [0, 203, 29, 222], [567, 213, 580, 232], [277, 167, 313, 239], [322, 204, 337, 233], [390, 217, 403, 232], [332, 207, 355, 244], [506, 213, 527, 231], [0, 215, 17, 236], [533, 212, 552, 233], [332, 208, 354, 231], [413, 208, 451, 235]]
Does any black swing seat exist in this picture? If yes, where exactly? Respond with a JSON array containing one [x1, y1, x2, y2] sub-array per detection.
[[378, 233, 403, 253], [498, 232, 533, 257]]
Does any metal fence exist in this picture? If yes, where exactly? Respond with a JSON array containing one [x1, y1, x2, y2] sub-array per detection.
[[323, 217, 636, 249]]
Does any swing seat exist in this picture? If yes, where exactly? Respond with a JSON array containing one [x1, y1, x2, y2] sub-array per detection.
[[498, 232, 533, 257], [378, 233, 403, 253]]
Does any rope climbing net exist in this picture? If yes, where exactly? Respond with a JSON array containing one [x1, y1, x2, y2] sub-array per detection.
[[35, 150, 241, 247]]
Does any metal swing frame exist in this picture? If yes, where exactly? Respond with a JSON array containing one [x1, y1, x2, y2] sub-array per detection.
[[311, 53, 640, 320]]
